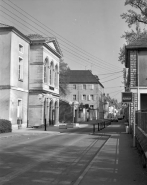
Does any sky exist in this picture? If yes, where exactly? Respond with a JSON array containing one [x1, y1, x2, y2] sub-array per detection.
[[0, 0, 132, 102]]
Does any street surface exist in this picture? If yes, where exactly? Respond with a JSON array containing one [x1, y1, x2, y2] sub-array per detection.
[[0, 121, 147, 185]]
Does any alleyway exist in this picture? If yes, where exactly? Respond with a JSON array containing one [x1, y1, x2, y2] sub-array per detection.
[[0, 121, 147, 185]]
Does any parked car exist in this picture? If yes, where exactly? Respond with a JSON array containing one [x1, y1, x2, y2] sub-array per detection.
[[118, 115, 123, 120], [112, 117, 118, 122]]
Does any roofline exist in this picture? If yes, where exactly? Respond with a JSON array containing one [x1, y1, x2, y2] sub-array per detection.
[[43, 43, 62, 58], [0, 26, 30, 43], [98, 82, 104, 88], [29, 38, 63, 58], [126, 45, 147, 49]]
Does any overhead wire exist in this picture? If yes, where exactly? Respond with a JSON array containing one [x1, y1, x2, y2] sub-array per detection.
[[100, 72, 122, 80], [4, 0, 122, 70], [0, 6, 120, 72], [101, 75, 123, 83], [111, 90, 123, 98], [0, 14, 121, 75], [104, 86, 124, 89], [108, 88, 124, 95]]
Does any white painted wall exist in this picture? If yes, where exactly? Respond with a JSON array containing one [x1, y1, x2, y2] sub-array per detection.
[[0, 30, 29, 128], [0, 31, 11, 85]]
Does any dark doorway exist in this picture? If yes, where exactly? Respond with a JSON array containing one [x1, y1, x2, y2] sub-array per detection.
[[141, 94, 147, 110]]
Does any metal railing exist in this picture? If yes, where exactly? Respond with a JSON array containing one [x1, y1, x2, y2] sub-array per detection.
[[136, 110, 147, 134]]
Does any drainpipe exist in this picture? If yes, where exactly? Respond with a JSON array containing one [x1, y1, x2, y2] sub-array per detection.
[[27, 43, 30, 128]]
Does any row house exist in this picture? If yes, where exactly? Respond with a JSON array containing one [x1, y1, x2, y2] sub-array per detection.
[[0, 26, 62, 129], [61, 70, 104, 122]]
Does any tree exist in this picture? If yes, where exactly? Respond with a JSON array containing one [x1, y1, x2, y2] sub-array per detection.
[[59, 59, 70, 96], [121, 0, 147, 27], [119, 0, 147, 64]]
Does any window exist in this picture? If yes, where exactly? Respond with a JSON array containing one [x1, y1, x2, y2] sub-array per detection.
[[54, 65, 58, 87], [83, 94, 86, 100], [90, 84, 94, 90], [19, 44, 23, 53], [17, 99, 22, 118], [73, 85, 76, 89], [90, 95, 94, 100], [18, 57, 23, 81], [50, 61, 54, 86], [73, 95, 76, 100], [44, 63, 47, 83], [83, 84, 86, 90]]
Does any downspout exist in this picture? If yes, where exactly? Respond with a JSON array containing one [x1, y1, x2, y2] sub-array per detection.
[[27, 43, 30, 128]]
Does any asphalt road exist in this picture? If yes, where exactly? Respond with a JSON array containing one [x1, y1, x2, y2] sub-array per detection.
[[0, 126, 109, 185]]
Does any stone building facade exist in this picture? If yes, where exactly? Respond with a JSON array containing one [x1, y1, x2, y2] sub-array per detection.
[[60, 70, 104, 122], [0, 26, 30, 129], [0, 26, 62, 129], [28, 35, 62, 127]]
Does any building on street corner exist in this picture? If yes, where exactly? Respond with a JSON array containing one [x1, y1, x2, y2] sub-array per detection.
[[0, 26, 30, 129], [0, 25, 62, 129]]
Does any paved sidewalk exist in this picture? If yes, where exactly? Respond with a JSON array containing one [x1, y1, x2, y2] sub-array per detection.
[[75, 121, 147, 185]]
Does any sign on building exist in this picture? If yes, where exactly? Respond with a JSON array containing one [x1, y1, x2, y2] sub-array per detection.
[[122, 92, 133, 103]]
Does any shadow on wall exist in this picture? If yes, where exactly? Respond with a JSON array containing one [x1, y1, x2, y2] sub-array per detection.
[[59, 100, 73, 123]]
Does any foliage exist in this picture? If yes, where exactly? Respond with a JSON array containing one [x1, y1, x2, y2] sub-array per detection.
[[59, 59, 70, 96], [121, 0, 147, 27], [0, 119, 12, 133], [119, 0, 147, 64]]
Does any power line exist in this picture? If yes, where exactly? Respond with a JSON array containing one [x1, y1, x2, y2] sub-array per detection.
[[109, 88, 124, 94], [0, 13, 123, 74], [98, 71, 122, 75], [4, 0, 122, 70], [104, 86, 124, 89], [111, 90, 122, 98], [0, 6, 120, 72], [101, 75, 123, 83], [100, 72, 122, 80]]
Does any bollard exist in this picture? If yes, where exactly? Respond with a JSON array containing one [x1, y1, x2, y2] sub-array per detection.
[[44, 118, 47, 131], [98, 123, 100, 131]]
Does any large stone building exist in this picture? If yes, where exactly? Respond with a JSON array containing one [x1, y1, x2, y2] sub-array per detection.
[[0, 26, 62, 129], [60, 70, 104, 122], [0, 26, 30, 129], [28, 34, 62, 127]]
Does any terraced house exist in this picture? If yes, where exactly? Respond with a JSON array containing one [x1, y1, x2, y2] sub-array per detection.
[[0, 25, 62, 130]]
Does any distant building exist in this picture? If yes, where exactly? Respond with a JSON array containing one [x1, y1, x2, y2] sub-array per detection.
[[0, 26, 62, 129], [60, 70, 104, 122]]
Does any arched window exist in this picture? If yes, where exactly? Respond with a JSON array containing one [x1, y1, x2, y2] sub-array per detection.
[[54, 65, 58, 87], [50, 61, 54, 86], [44, 58, 49, 84]]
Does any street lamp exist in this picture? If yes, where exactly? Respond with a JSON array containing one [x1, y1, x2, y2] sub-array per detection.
[[38, 93, 53, 131]]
